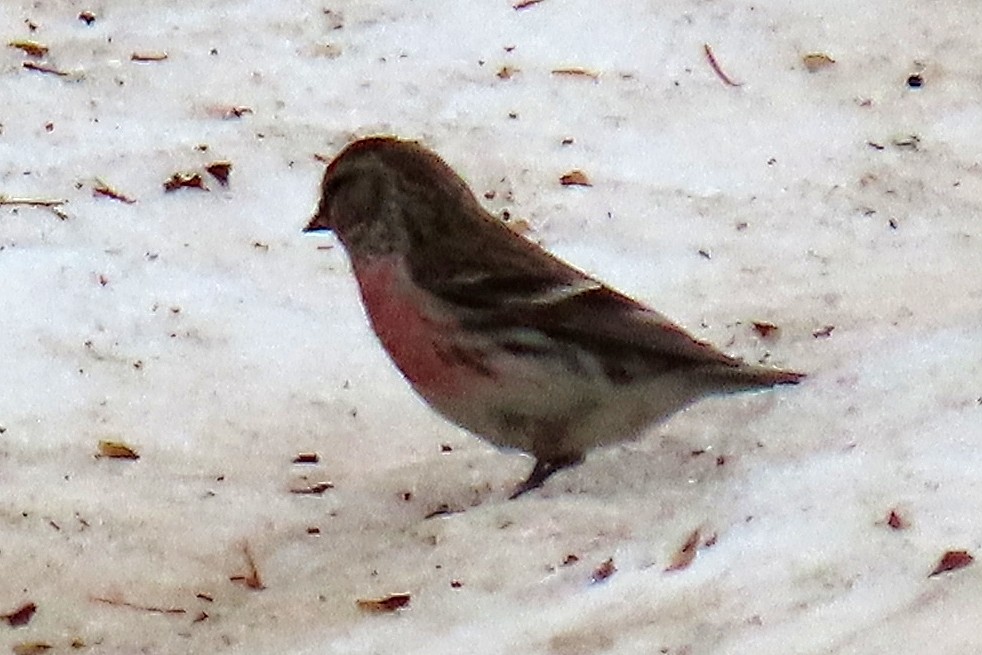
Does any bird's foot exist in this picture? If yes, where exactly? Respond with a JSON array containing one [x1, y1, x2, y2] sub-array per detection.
[[509, 454, 584, 499]]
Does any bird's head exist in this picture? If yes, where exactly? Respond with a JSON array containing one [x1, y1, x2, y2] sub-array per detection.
[[305, 137, 394, 235], [304, 136, 481, 258]]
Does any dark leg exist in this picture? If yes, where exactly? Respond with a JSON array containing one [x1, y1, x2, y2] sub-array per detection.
[[509, 454, 584, 499]]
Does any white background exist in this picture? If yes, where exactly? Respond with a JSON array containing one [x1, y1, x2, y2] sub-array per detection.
[[1, 1, 981, 653]]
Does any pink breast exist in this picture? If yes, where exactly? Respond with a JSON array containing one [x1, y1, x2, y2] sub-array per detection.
[[352, 255, 468, 397]]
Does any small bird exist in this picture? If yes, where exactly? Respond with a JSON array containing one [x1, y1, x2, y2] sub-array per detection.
[[305, 136, 804, 498]]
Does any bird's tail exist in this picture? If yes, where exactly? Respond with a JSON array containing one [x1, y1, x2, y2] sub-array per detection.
[[702, 362, 806, 394]]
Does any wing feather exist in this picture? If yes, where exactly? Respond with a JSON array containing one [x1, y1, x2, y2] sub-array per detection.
[[407, 200, 800, 385]]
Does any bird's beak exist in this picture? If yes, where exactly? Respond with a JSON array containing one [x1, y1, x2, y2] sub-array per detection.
[[303, 202, 332, 233], [303, 214, 329, 233]]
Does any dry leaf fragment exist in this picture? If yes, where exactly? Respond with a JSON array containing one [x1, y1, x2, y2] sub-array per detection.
[[752, 321, 780, 340], [92, 596, 186, 614], [22, 61, 70, 77], [892, 134, 920, 150], [163, 172, 207, 192], [93, 179, 136, 204], [13, 643, 52, 655], [802, 53, 836, 73], [930, 550, 974, 577], [78, 11, 97, 25], [424, 504, 459, 519], [559, 170, 592, 187], [886, 509, 908, 530], [229, 543, 265, 590], [812, 325, 835, 339], [496, 65, 519, 80], [293, 452, 320, 464], [9, 40, 48, 57], [561, 554, 579, 566], [703, 43, 741, 87], [204, 105, 254, 119], [551, 67, 599, 80], [131, 51, 168, 62], [205, 161, 232, 186], [513, 0, 544, 8], [0, 195, 69, 219], [665, 529, 701, 572], [3, 602, 37, 627], [222, 106, 253, 119], [289, 481, 334, 495], [97, 440, 140, 460], [591, 558, 616, 583], [356, 592, 411, 613]]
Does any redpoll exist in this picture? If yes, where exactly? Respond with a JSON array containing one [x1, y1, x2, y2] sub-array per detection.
[[305, 137, 804, 497]]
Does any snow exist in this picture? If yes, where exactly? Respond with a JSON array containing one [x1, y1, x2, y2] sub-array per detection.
[[1, 0, 980, 653]]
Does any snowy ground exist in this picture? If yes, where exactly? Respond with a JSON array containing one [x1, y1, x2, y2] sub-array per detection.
[[2, 1, 981, 653]]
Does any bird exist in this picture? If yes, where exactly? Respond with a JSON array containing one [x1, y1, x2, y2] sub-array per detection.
[[304, 136, 804, 498]]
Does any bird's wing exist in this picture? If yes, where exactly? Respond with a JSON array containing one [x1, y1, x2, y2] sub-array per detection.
[[416, 214, 742, 371], [413, 207, 804, 386], [455, 274, 740, 367]]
